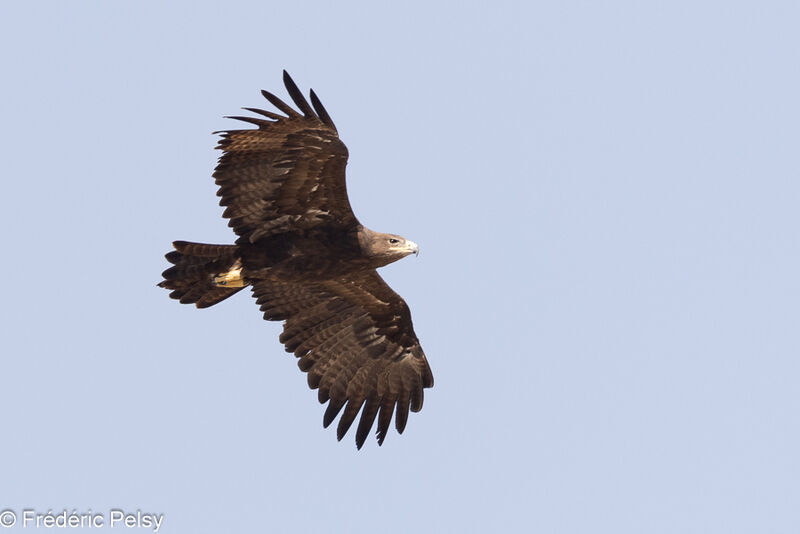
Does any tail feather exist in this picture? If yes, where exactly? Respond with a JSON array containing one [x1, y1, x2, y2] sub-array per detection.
[[159, 241, 246, 308]]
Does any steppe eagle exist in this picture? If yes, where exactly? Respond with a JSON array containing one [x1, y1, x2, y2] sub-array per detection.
[[159, 71, 433, 449]]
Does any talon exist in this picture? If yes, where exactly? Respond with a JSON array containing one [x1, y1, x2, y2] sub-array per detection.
[[212, 260, 245, 288]]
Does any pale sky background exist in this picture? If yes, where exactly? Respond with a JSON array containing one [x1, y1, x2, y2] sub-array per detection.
[[1, 1, 798, 533]]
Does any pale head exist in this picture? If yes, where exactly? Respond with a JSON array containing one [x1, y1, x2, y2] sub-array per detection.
[[358, 227, 419, 267]]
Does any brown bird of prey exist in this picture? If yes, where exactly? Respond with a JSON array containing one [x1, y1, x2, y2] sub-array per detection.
[[159, 71, 433, 449]]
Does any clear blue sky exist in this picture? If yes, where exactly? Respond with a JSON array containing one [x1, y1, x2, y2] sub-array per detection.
[[1, 1, 798, 532]]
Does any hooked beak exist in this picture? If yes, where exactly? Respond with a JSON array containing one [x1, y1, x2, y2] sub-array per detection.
[[408, 240, 419, 257]]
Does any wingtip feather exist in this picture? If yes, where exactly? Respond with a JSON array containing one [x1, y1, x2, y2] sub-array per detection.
[[309, 89, 336, 131], [260, 89, 298, 117], [282, 70, 315, 117]]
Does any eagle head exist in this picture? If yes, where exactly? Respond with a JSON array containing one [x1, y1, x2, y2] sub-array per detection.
[[359, 228, 419, 267]]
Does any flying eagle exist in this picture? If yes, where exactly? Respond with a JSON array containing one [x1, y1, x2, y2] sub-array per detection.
[[159, 71, 433, 449]]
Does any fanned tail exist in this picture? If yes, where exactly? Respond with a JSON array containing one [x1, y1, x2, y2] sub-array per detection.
[[159, 241, 246, 308]]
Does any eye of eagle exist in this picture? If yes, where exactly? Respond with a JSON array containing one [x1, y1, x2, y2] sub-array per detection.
[[389, 238, 400, 244]]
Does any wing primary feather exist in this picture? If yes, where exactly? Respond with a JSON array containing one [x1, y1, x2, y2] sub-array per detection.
[[261, 89, 299, 117], [282, 70, 316, 117], [355, 396, 380, 449], [241, 107, 283, 120], [309, 89, 336, 131], [337, 398, 365, 443], [395, 391, 410, 434], [323, 398, 346, 428], [410, 379, 424, 412], [225, 115, 273, 128], [376, 397, 395, 445]]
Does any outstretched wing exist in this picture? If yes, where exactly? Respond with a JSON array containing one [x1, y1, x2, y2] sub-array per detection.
[[214, 71, 357, 242], [252, 270, 434, 449]]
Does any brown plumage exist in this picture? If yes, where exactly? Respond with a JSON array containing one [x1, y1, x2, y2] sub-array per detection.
[[159, 71, 432, 449]]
